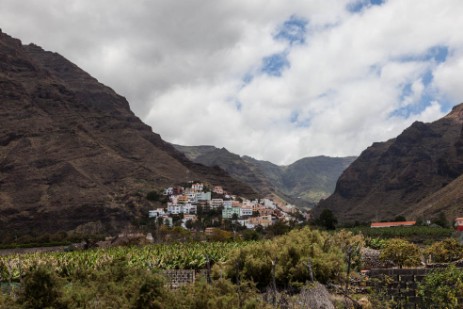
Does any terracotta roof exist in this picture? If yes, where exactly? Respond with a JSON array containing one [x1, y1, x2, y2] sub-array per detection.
[[370, 221, 416, 228]]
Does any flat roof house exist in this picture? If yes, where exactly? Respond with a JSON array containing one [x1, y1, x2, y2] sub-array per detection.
[[370, 221, 416, 228]]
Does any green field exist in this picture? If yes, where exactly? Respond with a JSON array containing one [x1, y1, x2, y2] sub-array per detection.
[[0, 241, 251, 282]]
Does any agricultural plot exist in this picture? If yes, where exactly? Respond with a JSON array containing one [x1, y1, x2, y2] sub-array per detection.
[[0, 241, 251, 282], [347, 226, 453, 242]]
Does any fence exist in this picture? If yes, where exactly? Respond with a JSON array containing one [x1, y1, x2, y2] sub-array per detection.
[[162, 269, 197, 288], [365, 268, 433, 308]]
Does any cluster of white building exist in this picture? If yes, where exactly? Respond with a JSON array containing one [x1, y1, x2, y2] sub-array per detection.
[[148, 182, 301, 229]]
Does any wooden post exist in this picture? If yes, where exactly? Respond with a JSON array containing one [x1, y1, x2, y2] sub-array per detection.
[[305, 257, 314, 282], [206, 254, 211, 284], [345, 246, 352, 294], [271, 257, 278, 307]]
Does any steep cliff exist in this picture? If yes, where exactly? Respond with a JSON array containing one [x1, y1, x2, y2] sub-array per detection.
[[0, 30, 255, 236], [316, 104, 463, 223]]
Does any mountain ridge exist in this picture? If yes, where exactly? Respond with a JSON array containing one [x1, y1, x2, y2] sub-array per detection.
[[173, 144, 356, 208], [0, 29, 255, 237], [316, 103, 463, 223]]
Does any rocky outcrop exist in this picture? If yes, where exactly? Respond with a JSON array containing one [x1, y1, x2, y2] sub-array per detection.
[[0, 30, 255, 237], [316, 104, 463, 223]]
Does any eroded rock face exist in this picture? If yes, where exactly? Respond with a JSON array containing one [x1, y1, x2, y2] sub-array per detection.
[[316, 104, 463, 223], [0, 30, 255, 236]]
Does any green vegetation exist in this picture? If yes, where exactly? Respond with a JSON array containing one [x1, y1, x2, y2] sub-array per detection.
[[418, 265, 463, 309], [0, 227, 363, 307], [316, 209, 337, 230], [1, 261, 271, 309], [346, 225, 453, 243], [0, 242, 249, 282], [146, 190, 161, 201], [424, 238, 463, 263], [431, 211, 450, 228], [17, 266, 66, 309], [220, 228, 363, 290], [379, 238, 421, 269], [3, 226, 463, 307], [364, 237, 386, 249]]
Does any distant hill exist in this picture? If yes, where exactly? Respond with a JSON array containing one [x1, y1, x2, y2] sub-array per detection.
[[316, 103, 463, 224], [173, 144, 356, 208], [0, 30, 255, 237]]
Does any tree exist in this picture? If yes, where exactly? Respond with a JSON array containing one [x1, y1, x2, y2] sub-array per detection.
[[425, 238, 463, 263], [184, 219, 193, 230], [380, 238, 421, 269], [223, 227, 347, 289], [432, 211, 449, 228], [241, 229, 261, 241], [18, 266, 66, 308], [317, 209, 337, 230], [266, 219, 290, 236], [418, 265, 463, 308], [172, 214, 183, 227], [146, 191, 161, 202]]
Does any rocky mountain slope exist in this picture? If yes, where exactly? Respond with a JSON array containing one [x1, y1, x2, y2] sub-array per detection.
[[174, 144, 355, 208], [0, 30, 255, 237], [316, 104, 463, 223]]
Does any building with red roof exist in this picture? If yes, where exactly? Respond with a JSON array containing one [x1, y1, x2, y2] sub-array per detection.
[[370, 221, 416, 228]]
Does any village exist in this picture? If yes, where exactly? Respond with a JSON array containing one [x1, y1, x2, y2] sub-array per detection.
[[147, 181, 305, 233]]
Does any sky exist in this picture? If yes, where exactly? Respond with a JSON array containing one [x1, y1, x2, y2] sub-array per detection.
[[1, 0, 463, 165]]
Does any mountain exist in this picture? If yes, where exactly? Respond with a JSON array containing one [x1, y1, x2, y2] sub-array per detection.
[[0, 29, 255, 237], [316, 104, 463, 223], [173, 144, 356, 208]]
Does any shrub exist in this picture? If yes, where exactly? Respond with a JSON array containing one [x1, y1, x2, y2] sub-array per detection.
[[317, 209, 337, 230], [418, 265, 463, 308], [173, 278, 270, 309], [60, 257, 169, 308], [222, 227, 347, 290], [133, 273, 168, 309], [424, 238, 463, 263], [18, 266, 66, 309], [146, 191, 161, 201], [380, 238, 421, 268], [365, 237, 386, 249]]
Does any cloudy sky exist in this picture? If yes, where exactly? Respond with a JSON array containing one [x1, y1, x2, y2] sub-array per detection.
[[1, 0, 463, 164]]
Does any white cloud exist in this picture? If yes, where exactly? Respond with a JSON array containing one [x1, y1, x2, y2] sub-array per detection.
[[433, 49, 463, 102], [0, 0, 462, 164]]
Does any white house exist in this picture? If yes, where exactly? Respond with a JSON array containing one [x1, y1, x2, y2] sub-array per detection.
[[262, 199, 276, 209], [239, 207, 253, 217], [167, 203, 197, 215], [148, 208, 166, 218], [191, 183, 204, 192], [195, 191, 211, 202], [167, 204, 182, 215], [223, 206, 241, 219], [163, 187, 173, 195]]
